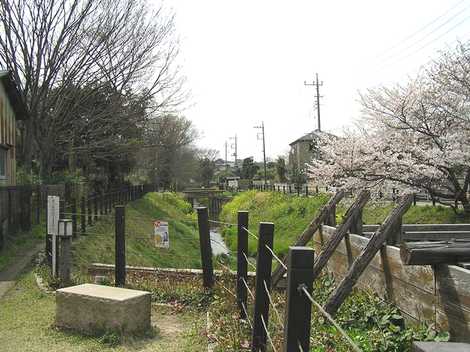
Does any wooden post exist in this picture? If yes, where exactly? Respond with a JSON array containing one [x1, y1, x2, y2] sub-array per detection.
[[283, 186, 286, 194], [386, 217, 402, 246], [323, 195, 413, 315], [58, 219, 72, 285], [71, 199, 78, 238], [305, 186, 309, 197], [115, 205, 126, 287], [87, 197, 93, 226], [325, 204, 337, 227], [283, 247, 315, 352], [350, 209, 363, 235], [297, 185, 300, 196], [100, 193, 105, 215], [197, 207, 214, 288], [312, 190, 370, 281], [81, 196, 86, 235], [271, 191, 345, 287], [251, 222, 274, 352], [35, 186, 41, 224], [0, 220, 3, 250], [237, 211, 249, 319], [94, 194, 98, 221]]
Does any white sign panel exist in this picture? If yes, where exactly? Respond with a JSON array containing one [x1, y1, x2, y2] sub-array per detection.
[[47, 196, 60, 236], [153, 220, 169, 248], [47, 196, 60, 277]]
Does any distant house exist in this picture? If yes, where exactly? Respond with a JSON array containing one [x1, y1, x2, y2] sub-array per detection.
[[0, 71, 27, 185], [288, 130, 335, 178]]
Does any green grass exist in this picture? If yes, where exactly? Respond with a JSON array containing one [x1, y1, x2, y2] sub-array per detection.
[[0, 221, 45, 272], [0, 269, 207, 352], [220, 191, 469, 257], [73, 192, 202, 276]]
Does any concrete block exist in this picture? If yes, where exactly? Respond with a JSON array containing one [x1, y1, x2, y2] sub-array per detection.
[[56, 284, 151, 335], [413, 342, 470, 352]]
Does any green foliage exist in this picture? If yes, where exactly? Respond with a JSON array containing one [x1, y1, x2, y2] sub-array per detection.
[[220, 191, 330, 257], [221, 191, 469, 258], [240, 157, 259, 179]]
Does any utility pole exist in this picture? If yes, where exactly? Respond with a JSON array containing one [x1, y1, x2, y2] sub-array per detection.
[[304, 73, 323, 132], [224, 141, 228, 169], [254, 122, 267, 186], [230, 135, 238, 167]]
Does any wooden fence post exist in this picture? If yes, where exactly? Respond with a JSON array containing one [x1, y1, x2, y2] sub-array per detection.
[[94, 194, 98, 221], [312, 190, 370, 281], [305, 186, 309, 197], [35, 185, 41, 224], [237, 210, 249, 319], [87, 196, 93, 226], [251, 222, 274, 352], [283, 246, 315, 352], [81, 196, 86, 235], [350, 209, 363, 235], [71, 199, 78, 238], [386, 216, 402, 246], [115, 205, 126, 287], [323, 195, 413, 316], [197, 207, 214, 288], [58, 219, 72, 285], [0, 220, 3, 250]]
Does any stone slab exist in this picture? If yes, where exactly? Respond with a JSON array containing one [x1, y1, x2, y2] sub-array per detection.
[[413, 342, 470, 352], [56, 284, 151, 335]]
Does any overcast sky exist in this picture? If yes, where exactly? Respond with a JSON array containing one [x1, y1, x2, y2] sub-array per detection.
[[162, 0, 470, 162]]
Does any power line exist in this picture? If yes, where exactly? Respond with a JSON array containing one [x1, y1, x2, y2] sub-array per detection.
[[377, 0, 467, 59], [379, 12, 470, 71]]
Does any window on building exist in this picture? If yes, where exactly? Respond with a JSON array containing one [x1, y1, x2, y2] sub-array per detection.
[[0, 148, 7, 179]]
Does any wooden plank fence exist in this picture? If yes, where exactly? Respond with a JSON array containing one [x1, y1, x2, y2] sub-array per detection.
[[314, 225, 470, 342]]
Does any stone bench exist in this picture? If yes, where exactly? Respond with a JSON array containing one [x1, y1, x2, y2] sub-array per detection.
[[56, 284, 151, 335], [413, 342, 470, 352]]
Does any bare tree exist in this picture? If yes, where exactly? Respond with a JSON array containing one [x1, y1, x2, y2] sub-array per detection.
[[0, 0, 185, 179]]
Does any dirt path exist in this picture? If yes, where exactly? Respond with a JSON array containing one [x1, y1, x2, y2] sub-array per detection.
[[0, 242, 43, 299]]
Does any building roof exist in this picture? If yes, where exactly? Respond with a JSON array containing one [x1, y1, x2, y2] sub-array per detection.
[[0, 70, 28, 120], [289, 130, 335, 146]]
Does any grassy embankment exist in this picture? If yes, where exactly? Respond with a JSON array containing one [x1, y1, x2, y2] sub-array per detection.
[[220, 190, 468, 257], [73, 192, 202, 276]]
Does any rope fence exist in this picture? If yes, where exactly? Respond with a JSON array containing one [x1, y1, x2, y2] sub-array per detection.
[[192, 199, 369, 352]]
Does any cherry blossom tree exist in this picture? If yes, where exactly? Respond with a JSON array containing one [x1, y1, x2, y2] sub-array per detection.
[[308, 43, 470, 214]]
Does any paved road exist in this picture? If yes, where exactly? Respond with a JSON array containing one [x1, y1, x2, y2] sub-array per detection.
[[0, 242, 43, 299]]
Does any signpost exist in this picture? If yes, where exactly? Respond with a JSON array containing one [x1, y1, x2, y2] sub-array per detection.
[[153, 220, 169, 248], [47, 196, 60, 276]]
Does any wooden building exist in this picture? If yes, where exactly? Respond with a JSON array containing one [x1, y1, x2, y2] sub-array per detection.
[[0, 71, 27, 185]]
